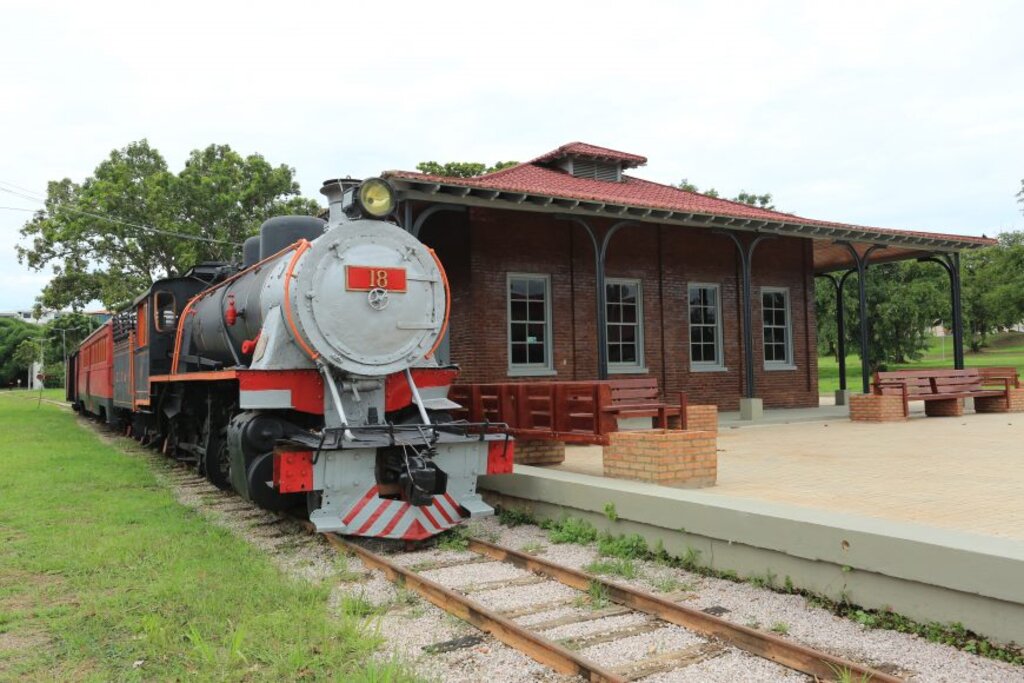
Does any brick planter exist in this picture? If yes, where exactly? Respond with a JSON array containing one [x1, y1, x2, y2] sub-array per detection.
[[849, 393, 906, 422], [974, 387, 1024, 413], [924, 398, 964, 417], [666, 404, 718, 433], [604, 429, 716, 487], [514, 439, 566, 465]]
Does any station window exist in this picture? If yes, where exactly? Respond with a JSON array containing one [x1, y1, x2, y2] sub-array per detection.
[[606, 278, 644, 371], [762, 287, 793, 368], [688, 283, 724, 370], [507, 273, 553, 375]]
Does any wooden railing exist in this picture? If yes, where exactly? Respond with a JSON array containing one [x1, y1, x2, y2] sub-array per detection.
[[449, 380, 687, 445], [449, 382, 616, 444]]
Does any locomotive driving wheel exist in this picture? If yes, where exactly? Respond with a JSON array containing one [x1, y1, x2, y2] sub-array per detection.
[[200, 400, 233, 490]]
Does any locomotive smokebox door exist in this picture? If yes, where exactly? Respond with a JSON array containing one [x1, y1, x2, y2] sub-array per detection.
[[289, 221, 446, 376]]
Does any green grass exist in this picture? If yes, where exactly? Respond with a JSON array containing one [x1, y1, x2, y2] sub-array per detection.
[[818, 331, 1024, 393], [0, 395, 414, 681]]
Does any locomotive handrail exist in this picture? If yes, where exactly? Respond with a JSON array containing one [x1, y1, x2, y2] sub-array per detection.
[[282, 240, 320, 362], [171, 241, 304, 374], [424, 247, 450, 360]]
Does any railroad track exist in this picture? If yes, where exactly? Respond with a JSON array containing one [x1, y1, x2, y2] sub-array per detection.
[[318, 530, 902, 683]]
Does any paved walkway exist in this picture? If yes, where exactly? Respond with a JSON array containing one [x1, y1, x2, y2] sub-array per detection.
[[554, 408, 1024, 540]]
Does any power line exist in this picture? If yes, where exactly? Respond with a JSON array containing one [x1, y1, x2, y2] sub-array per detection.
[[0, 183, 242, 246]]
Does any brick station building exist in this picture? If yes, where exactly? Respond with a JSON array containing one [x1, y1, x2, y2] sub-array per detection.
[[381, 142, 992, 412]]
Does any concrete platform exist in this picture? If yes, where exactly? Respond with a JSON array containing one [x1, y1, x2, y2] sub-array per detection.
[[478, 407, 1024, 644]]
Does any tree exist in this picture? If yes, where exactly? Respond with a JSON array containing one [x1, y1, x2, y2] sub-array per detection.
[[17, 140, 320, 311], [415, 161, 518, 177], [13, 337, 42, 378], [673, 179, 773, 207], [961, 231, 1024, 350], [0, 318, 39, 386]]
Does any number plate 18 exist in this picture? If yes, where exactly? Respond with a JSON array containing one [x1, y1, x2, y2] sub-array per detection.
[[345, 266, 408, 292]]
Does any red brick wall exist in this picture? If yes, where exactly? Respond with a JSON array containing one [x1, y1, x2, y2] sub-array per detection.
[[419, 206, 819, 410]]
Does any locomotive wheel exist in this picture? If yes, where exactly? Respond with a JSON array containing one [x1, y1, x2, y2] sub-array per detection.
[[203, 425, 232, 490]]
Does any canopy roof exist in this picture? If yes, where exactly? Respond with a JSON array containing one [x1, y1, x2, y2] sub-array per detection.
[[385, 143, 994, 273]]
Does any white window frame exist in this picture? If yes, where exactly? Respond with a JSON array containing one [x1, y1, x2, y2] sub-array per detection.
[[761, 286, 796, 370], [605, 277, 646, 374], [687, 283, 726, 372], [507, 273, 556, 377]]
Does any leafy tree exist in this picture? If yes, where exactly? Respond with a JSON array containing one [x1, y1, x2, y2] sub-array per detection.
[[0, 318, 39, 386], [961, 232, 1024, 350], [415, 161, 518, 177], [13, 337, 42, 375], [17, 140, 320, 311], [673, 179, 772, 207]]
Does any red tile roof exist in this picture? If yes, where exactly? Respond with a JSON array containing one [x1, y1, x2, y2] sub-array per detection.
[[529, 141, 648, 167], [384, 143, 994, 248]]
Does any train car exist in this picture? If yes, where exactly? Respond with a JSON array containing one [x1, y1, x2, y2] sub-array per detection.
[[71, 177, 512, 541], [70, 322, 114, 420]]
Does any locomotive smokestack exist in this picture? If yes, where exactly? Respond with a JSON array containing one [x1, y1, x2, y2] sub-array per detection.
[[320, 178, 361, 226]]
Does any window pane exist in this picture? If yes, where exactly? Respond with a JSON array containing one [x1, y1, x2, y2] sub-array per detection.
[[621, 345, 636, 363], [511, 323, 526, 343], [528, 301, 545, 322], [608, 326, 621, 343], [622, 305, 636, 324], [704, 305, 715, 325], [527, 323, 545, 343], [511, 301, 527, 322], [621, 326, 635, 343], [607, 303, 621, 323], [690, 307, 703, 325], [620, 284, 637, 304], [511, 344, 527, 364], [609, 345, 621, 363], [528, 344, 545, 364], [528, 279, 546, 298], [510, 279, 528, 299]]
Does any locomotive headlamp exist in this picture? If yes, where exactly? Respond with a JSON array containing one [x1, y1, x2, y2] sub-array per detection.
[[355, 178, 396, 218]]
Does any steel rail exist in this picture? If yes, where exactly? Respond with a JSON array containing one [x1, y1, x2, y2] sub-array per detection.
[[320, 532, 625, 683], [466, 537, 902, 683]]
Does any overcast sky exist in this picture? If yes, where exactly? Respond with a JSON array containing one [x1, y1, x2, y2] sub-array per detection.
[[2, 0, 1023, 311]]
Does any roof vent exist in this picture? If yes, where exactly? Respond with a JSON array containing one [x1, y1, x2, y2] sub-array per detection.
[[557, 157, 622, 182]]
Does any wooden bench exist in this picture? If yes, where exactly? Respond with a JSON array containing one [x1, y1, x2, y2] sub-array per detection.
[[601, 378, 688, 431], [978, 366, 1021, 389], [873, 368, 1014, 418]]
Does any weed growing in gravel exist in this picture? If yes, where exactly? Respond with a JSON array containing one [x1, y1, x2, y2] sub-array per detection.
[[334, 554, 364, 582], [748, 570, 776, 589], [497, 506, 536, 527], [337, 593, 387, 619], [574, 581, 611, 610], [542, 516, 598, 544], [436, 525, 471, 551], [649, 575, 691, 594], [597, 532, 647, 559], [680, 545, 703, 571], [603, 502, 618, 521], [468, 521, 499, 543], [826, 663, 872, 683], [518, 541, 545, 555], [770, 621, 790, 635], [584, 558, 638, 579]]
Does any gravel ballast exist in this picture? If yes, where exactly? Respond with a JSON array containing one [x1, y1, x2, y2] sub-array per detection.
[[147, 453, 1024, 682]]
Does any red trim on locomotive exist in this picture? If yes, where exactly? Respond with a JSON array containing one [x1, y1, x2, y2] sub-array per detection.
[[383, 367, 459, 413], [273, 450, 314, 493], [486, 439, 515, 474]]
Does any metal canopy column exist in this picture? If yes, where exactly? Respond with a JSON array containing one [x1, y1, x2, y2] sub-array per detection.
[[815, 270, 856, 392], [918, 252, 965, 370], [838, 243, 886, 394], [562, 217, 637, 380], [716, 232, 771, 399]]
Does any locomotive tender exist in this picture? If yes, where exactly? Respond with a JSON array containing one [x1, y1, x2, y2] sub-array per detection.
[[68, 178, 513, 541]]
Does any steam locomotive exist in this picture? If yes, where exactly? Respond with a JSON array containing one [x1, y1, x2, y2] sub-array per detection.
[[68, 178, 513, 540]]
